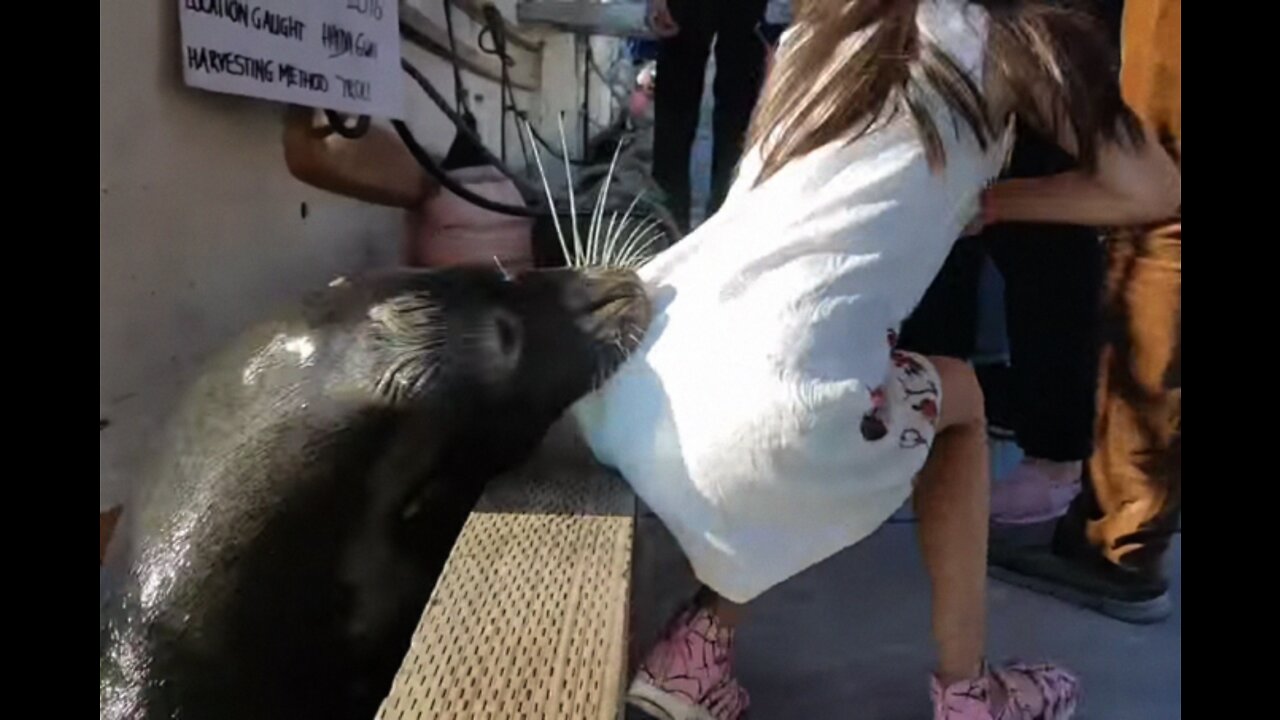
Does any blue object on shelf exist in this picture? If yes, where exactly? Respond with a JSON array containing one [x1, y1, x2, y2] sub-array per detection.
[[628, 38, 660, 62]]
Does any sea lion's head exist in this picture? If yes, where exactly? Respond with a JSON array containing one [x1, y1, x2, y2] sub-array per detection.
[[453, 265, 651, 412], [99, 264, 653, 720], [364, 265, 650, 448]]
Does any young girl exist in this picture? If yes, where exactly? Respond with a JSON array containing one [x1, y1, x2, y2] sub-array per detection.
[[572, 0, 1181, 718]]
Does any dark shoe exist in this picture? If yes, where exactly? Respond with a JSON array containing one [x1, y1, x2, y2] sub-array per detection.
[[988, 542, 1172, 624]]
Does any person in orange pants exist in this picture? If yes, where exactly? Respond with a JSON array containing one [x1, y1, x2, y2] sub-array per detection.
[[989, 0, 1181, 625]]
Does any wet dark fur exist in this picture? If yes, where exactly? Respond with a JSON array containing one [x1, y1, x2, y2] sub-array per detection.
[[100, 266, 650, 720]]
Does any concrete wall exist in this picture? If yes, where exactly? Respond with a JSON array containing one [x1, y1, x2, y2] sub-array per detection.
[[100, 0, 620, 514]]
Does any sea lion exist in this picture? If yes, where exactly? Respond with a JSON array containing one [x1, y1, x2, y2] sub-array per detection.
[[100, 265, 651, 720]]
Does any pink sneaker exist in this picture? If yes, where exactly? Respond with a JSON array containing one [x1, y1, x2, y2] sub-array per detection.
[[932, 662, 1080, 719], [627, 602, 749, 720], [990, 460, 1082, 526]]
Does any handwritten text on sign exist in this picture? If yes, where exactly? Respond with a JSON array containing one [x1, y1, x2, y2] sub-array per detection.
[[178, 0, 404, 118]]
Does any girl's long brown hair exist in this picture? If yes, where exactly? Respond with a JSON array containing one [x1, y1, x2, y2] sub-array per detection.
[[746, 0, 1142, 183]]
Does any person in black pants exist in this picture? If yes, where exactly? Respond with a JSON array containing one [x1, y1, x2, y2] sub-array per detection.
[[988, 0, 1179, 624], [899, 125, 1105, 527], [648, 0, 769, 232]]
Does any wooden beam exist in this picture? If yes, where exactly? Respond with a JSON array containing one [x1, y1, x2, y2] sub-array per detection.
[[399, 1, 542, 91], [517, 1, 654, 39], [376, 421, 634, 720]]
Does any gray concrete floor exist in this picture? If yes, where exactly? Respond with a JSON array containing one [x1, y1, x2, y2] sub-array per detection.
[[735, 527, 1181, 719], [631, 438, 1182, 720], [731, 439, 1182, 718]]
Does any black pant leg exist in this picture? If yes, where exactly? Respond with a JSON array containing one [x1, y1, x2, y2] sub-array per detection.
[[652, 0, 715, 233]]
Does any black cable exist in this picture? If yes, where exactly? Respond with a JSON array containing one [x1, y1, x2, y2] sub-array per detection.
[[395, 43, 670, 231], [392, 105, 674, 236], [396, 53, 555, 218], [399, 58, 538, 197], [582, 39, 591, 158], [391, 119, 549, 218], [478, 9, 534, 168], [510, 85, 533, 168], [498, 48, 509, 162], [476, 5, 511, 162], [441, 0, 469, 115], [474, 6, 598, 169], [394, 111, 680, 240]]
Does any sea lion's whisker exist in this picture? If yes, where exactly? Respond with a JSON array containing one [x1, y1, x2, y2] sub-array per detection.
[[586, 141, 625, 267], [621, 229, 663, 267], [609, 217, 650, 265], [605, 191, 646, 261], [620, 216, 661, 256], [555, 114, 584, 268], [618, 224, 661, 268], [606, 211, 652, 268], [523, 121, 573, 267], [606, 199, 650, 267], [633, 225, 664, 258], [493, 256, 511, 280], [608, 196, 646, 252], [614, 218, 662, 268], [602, 211, 621, 267], [602, 212, 634, 268]]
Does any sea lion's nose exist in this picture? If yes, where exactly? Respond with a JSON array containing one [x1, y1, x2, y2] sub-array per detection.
[[579, 272, 647, 312]]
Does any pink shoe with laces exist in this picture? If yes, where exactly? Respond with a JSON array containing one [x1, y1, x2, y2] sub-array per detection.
[[932, 662, 1080, 719], [627, 601, 749, 720]]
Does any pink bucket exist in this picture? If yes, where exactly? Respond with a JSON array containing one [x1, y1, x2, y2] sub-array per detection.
[[406, 166, 534, 271]]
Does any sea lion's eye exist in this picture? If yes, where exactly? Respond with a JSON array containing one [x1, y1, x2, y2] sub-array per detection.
[[492, 311, 523, 362]]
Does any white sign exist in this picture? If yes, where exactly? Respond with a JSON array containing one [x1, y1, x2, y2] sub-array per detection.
[[178, 0, 404, 118]]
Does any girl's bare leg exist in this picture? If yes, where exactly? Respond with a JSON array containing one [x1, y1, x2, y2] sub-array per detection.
[[918, 357, 1079, 719], [914, 356, 989, 684], [711, 593, 747, 626]]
